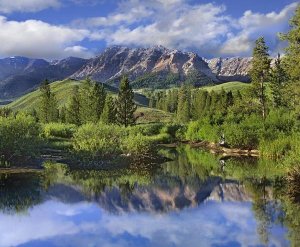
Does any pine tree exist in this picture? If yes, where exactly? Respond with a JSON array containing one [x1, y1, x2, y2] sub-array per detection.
[[116, 76, 137, 127], [269, 54, 288, 107], [101, 95, 116, 124], [177, 84, 191, 123], [281, 5, 300, 109], [66, 86, 81, 125], [38, 79, 58, 123], [249, 37, 271, 120], [79, 78, 95, 123], [92, 83, 106, 120]]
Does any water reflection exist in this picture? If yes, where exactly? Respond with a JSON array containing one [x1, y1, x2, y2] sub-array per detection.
[[0, 146, 298, 247]]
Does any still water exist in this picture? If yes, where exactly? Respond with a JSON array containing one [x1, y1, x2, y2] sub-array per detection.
[[0, 146, 299, 247]]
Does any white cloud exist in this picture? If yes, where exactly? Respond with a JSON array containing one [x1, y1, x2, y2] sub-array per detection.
[[220, 2, 298, 56], [0, 16, 91, 59], [91, 1, 231, 54], [0, 0, 60, 13]]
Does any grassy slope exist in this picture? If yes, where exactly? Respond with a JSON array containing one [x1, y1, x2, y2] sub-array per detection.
[[8, 79, 149, 111], [201, 81, 251, 92]]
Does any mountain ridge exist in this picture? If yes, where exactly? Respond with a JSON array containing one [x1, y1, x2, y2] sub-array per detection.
[[0, 46, 253, 99]]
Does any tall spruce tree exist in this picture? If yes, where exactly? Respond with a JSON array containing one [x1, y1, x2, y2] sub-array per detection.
[[101, 95, 116, 124], [38, 79, 58, 123], [249, 37, 271, 120], [116, 76, 137, 127], [281, 5, 300, 110], [79, 78, 107, 123], [66, 86, 81, 125], [177, 84, 191, 123], [270, 54, 288, 108]]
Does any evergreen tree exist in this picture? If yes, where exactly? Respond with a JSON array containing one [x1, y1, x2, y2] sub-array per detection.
[[79, 78, 106, 123], [101, 95, 116, 124], [249, 37, 271, 120], [92, 83, 106, 120], [79, 78, 95, 123], [177, 84, 191, 123], [116, 76, 137, 127], [269, 54, 288, 107], [38, 79, 58, 123], [66, 86, 81, 125], [281, 5, 300, 109]]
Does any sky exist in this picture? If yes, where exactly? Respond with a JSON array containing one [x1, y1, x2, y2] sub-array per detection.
[[0, 0, 298, 59]]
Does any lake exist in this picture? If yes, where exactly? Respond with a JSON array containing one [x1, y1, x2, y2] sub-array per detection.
[[0, 146, 298, 247]]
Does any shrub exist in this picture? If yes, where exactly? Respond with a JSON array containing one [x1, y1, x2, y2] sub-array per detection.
[[223, 114, 263, 149], [185, 121, 219, 143], [0, 114, 41, 164], [122, 133, 155, 156], [73, 123, 124, 158], [42, 123, 77, 138], [160, 123, 185, 140], [127, 123, 164, 136]]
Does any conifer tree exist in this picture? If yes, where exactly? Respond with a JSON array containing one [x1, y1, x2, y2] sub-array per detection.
[[66, 86, 81, 125], [101, 95, 116, 124], [249, 37, 271, 120], [177, 84, 191, 123], [79, 78, 95, 123], [92, 83, 106, 120], [281, 5, 300, 109], [38, 79, 58, 123], [269, 54, 288, 107], [116, 76, 137, 127]]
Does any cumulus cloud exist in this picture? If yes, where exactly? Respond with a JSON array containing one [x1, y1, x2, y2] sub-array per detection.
[[0, 0, 60, 13], [89, 1, 231, 55], [0, 16, 91, 59], [220, 2, 298, 56]]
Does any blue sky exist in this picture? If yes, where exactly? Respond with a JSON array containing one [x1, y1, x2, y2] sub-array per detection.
[[0, 0, 298, 59]]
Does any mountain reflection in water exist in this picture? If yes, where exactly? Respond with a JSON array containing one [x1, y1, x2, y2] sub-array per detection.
[[0, 146, 299, 247]]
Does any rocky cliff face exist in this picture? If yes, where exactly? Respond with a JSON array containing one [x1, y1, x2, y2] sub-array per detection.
[[0, 46, 255, 99], [71, 46, 217, 84], [207, 57, 252, 82]]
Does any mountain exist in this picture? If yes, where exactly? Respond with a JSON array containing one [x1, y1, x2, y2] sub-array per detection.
[[0, 46, 254, 100], [0, 56, 87, 99], [71, 46, 217, 86], [207, 57, 252, 82]]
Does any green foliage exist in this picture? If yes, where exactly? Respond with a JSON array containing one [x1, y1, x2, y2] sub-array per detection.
[[131, 72, 180, 89], [116, 76, 137, 127], [223, 114, 263, 149], [79, 78, 106, 124], [121, 133, 155, 156], [66, 86, 81, 125], [38, 79, 59, 123], [0, 107, 13, 117], [250, 37, 271, 119], [177, 84, 191, 123], [73, 123, 124, 158], [42, 123, 77, 139], [281, 5, 300, 110], [0, 114, 41, 164], [185, 120, 220, 143], [269, 54, 289, 108], [101, 95, 116, 124]]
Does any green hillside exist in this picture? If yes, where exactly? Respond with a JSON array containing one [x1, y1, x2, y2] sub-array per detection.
[[8, 79, 149, 111], [201, 81, 251, 92]]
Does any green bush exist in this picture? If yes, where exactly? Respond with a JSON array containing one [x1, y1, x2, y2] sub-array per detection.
[[42, 123, 77, 138], [73, 123, 124, 158], [122, 133, 155, 156], [0, 114, 41, 164], [185, 121, 219, 143], [223, 114, 263, 149], [127, 123, 164, 136]]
